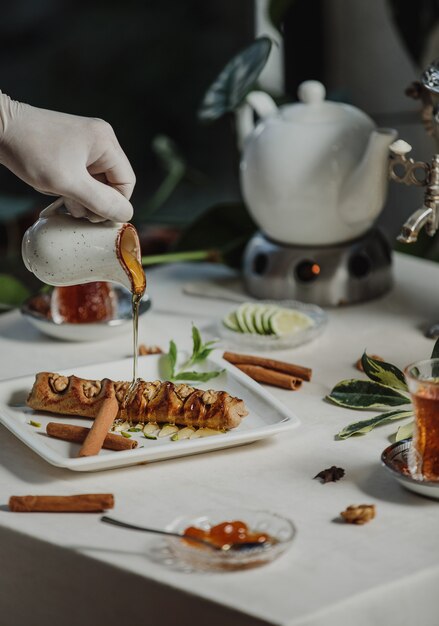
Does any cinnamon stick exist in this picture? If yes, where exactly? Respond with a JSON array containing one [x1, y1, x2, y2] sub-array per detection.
[[46, 422, 138, 451], [235, 364, 303, 390], [78, 395, 119, 457], [223, 351, 312, 382], [9, 494, 114, 513]]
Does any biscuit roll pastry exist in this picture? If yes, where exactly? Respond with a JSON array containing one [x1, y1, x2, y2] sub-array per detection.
[[27, 373, 248, 430]]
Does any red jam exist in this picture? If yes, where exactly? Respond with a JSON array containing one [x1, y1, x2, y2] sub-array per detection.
[[183, 520, 270, 549]]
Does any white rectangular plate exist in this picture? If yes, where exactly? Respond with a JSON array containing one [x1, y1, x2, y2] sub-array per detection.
[[0, 351, 300, 472]]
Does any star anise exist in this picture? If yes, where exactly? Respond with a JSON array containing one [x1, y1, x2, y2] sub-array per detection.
[[314, 466, 345, 483]]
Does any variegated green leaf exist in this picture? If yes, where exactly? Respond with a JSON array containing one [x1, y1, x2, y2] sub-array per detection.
[[395, 420, 414, 442], [431, 338, 439, 360], [361, 352, 407, 391], [198, 37, 272, 123], [430, 340, 439, 377], [337, 409, 414, 440], [327, 379, 411, 410]]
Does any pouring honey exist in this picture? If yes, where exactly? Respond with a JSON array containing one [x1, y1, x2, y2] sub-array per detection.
[[118, 225, 146, 383]]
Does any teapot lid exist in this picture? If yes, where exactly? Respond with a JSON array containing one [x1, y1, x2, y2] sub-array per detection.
[[281, 80, 374, 127]]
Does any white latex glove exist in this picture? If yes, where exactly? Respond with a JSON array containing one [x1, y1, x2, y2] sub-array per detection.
[[0, 91, 135, 222]]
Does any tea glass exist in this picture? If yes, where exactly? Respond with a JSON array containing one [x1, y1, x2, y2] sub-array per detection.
[[405, 358, 439, 481]]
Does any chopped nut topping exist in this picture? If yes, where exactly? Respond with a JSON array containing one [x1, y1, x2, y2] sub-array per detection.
[[113, 420, 130, 433], [340, 504, 376, 525], [175, 384, 195, 400], [202, 390, 218, 405], [114, 382, 129, 403], [49, 374, 69, 393], [115, 390, 126, 403], [82, 380, 102, 398], [142, 380, 161, 401]]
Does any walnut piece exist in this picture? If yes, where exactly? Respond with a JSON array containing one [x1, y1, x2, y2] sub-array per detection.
[[340, 504, 376, 525], [49, 374, 69, 393], [138, 344, 163, 356], [82, 380, 102, 398]]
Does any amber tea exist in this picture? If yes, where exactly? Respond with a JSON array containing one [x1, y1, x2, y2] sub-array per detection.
[[51, 282, 116, 324], [405, 359, 439, 481]]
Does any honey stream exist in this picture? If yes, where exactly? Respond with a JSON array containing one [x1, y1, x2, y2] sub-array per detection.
[[119, 232, 146, 390]]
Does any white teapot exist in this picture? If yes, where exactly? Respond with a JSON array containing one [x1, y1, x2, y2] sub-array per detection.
[[237, 81, 397, 246]]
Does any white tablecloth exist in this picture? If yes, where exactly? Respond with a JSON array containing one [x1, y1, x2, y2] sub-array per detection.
[[0, 254, 438, 626]]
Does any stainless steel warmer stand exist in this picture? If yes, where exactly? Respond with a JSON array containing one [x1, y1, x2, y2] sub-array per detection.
[[243, 229, 393, 307]]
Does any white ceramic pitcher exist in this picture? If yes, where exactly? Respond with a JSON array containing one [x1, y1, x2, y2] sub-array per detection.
[[21, 198, 143, 292]]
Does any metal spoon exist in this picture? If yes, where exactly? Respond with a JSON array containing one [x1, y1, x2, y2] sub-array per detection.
[[101, 515, 270, 552]]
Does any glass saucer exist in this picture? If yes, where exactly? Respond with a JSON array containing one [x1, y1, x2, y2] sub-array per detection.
[[217, 299, 328, 351], [381, 439, 439, 500], [165, 508, 296, 571]]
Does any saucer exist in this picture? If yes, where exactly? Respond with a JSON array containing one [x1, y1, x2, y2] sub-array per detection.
[[217, 299, 327, 351], [381, 439, 439, 500], [21, 287, 151, 342], [165, 508, 296, 571]]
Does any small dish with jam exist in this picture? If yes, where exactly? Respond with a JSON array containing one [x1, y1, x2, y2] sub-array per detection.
[[166, 508, 296, 571]]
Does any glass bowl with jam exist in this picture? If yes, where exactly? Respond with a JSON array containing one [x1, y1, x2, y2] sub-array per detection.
[[165, 508, 296, 571]]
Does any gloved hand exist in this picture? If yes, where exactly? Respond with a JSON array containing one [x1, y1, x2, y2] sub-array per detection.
[[0, 91, 135, 222]]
